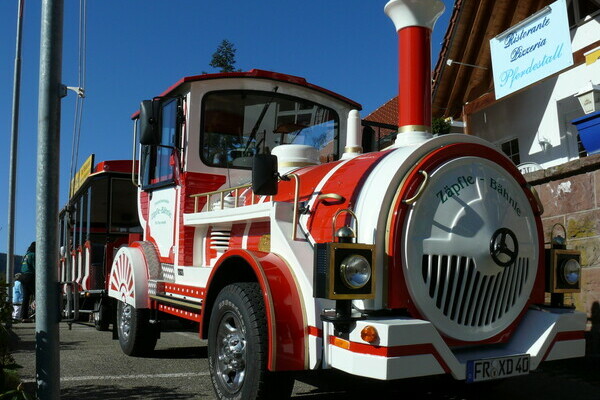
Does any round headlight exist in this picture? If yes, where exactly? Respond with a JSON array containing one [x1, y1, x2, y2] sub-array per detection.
[[340, 255, 372, 289], [562, 258, 581, 285]]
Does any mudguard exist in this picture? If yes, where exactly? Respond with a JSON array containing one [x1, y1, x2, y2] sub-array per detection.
[[108, 242, 159, 309], [203, 249, 307, 372]]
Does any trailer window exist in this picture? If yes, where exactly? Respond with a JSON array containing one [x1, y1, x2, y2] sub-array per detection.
[[201, 90, 339, 168]]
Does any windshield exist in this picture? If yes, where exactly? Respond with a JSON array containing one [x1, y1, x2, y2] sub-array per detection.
[[201, 90, 339, 168]]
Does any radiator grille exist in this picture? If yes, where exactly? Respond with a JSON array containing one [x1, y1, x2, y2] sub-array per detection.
[[421, 255, 529, 328]]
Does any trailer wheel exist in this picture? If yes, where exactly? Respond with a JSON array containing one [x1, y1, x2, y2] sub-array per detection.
[[208, 283, 294, 400], [94, 299, 110, 331], [116, 301, 158, 356]]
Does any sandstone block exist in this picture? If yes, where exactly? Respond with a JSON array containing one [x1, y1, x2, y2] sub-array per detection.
[[535, 173, 594, 217]]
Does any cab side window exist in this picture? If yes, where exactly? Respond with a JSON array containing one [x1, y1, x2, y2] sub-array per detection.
[[141, 98, 180, 189]]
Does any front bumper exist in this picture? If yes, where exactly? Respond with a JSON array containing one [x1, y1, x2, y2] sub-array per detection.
[[321, 306, 586, 380]]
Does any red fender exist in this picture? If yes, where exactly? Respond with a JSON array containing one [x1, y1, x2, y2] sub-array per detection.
[[202, 249, 307, 371]]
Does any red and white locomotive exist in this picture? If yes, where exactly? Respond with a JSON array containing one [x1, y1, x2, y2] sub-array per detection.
[[108, 1, 586, 398]]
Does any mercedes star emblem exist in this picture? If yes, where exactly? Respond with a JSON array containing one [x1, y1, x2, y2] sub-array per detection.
[[489, 228, 519, 267]]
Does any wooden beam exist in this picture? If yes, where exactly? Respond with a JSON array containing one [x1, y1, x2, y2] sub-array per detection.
[[445, 0, 496, 118]]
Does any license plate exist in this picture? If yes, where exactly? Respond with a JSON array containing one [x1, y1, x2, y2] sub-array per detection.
[[466, 354, 530, 383]]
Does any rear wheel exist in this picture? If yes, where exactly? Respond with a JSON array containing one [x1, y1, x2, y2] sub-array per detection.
[[208, 282, 294, 400], [94, 299, 110, 331], [116, 300, 158, 356]]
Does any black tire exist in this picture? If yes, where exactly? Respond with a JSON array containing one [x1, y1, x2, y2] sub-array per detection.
[[116, 300, 158, 356], [208, 283, 294, 400], [94, 299, 110, 331]]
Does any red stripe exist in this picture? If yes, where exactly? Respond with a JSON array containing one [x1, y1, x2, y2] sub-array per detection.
[[163, 283, 206, 298], [328, 335, 450, 373], [308, 326, 322, 337], [156, 303, 201, 322]]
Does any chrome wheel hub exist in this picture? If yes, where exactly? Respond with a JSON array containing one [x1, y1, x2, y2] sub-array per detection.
[[216, 311, 246, 392], [119, 303, 132, 341]]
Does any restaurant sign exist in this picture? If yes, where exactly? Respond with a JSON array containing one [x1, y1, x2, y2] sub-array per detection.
[[490, 0, 573, 99]]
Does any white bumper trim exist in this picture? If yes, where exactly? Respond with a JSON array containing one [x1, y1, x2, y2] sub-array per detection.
[[322, 307, 586, 380]]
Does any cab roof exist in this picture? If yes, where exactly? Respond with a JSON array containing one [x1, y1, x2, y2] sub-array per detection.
[[132, 69, 361, 119]]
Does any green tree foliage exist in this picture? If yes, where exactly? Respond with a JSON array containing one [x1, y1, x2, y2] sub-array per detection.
[[432, 117, 452, 135], [209, 39, 240, 73]]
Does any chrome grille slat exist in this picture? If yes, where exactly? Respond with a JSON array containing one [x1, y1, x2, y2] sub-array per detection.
[[434, 255, 444, 308], [421, 254, 532, 329], [469, 274, 486, 327], [504, 259, 518, 314], [511, 260, 523, 307], [457, 261, 476, 325], [438, 256, 452, 314], [474, 275, 492, 327], [448, 256, 465, 321], [492, 266, 509, 322], [485, 273, 502, 325], [464, 271, 481, 326]]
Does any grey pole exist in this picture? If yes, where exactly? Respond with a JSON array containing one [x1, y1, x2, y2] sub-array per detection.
[[5, 0, 25, 329], [36, 0, 63, 398]]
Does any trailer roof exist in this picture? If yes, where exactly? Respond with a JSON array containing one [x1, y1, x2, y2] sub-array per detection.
[[131, 69, 361, 119]]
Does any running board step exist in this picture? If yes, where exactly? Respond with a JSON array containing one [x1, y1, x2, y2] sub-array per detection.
[[149, 294, 202, 312]]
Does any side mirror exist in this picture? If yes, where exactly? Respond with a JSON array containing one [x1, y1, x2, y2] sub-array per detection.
[[139, 100, 160, 145], [252, 154, 279, 196]]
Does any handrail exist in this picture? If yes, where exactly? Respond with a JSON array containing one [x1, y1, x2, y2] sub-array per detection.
[[190, 183, 253, 213], [189, 173, 301, 240], [288, 174, 300, 240]]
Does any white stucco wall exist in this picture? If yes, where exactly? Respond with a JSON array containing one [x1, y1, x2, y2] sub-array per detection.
[[470, 14, 600, 169]]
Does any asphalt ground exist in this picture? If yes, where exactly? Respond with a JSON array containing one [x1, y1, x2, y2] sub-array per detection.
[[8, 321, 600, 399]]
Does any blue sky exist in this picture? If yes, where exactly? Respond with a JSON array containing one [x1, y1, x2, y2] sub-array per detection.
[[0, 0, 452, 255]]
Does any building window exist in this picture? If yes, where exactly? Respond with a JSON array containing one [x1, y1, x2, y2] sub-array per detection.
[[501, 138, 521, 165], [577, 134, 588, 158], [568, 0, 600, 27]]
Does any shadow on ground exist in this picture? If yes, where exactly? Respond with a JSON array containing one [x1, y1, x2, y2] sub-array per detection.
[[291, 355, 600, 400], [60, 384, 213, 400], [151, 346, 207, 359]]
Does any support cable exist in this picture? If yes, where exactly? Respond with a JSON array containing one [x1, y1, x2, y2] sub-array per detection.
[[68, 0, 86, 194]]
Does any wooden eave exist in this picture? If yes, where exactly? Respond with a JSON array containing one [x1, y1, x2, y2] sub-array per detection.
[[432, 0, 553, 120]]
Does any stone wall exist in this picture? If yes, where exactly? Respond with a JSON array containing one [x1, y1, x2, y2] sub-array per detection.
[[524, 153, 600, 320]]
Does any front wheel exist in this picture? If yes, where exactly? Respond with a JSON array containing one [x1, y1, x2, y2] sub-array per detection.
[[116, 300, 158, 356], [208, 283, 294, 400]]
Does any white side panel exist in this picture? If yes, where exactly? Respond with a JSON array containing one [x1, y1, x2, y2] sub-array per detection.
[[309, 336, 323, 370], [545, 339, 586, 361], [147, 187, 177, 258], [270, 202, 325, 369], [330, 346, 445, 380]]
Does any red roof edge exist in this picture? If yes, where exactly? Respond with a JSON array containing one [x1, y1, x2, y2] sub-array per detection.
[[131, 69, 361, 119]]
